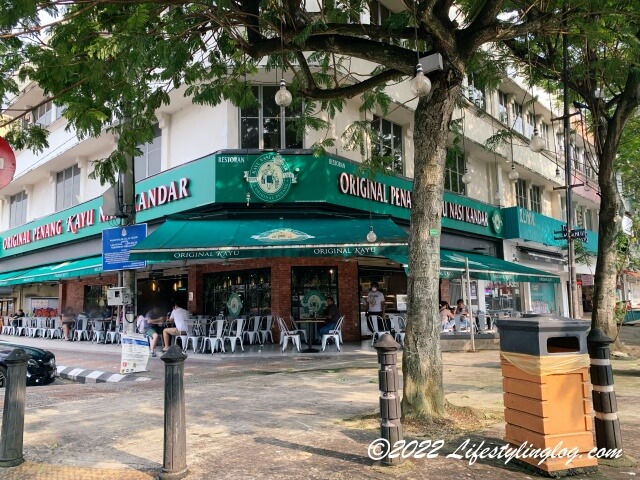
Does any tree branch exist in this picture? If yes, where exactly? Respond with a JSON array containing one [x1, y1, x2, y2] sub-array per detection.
[[299, 69, 404, 100]]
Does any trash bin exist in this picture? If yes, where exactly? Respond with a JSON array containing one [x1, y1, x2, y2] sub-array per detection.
[[497, 314, 597, 474]]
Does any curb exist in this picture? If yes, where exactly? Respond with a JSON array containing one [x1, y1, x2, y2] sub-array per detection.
[[57, 365, 153, 383]]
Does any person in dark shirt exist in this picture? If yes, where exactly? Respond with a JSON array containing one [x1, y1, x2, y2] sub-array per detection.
[[319, 297, 340, 336], [11, 309, 25, 328]]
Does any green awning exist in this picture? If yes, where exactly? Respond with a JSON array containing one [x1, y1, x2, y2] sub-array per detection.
[[130, 218, 409, 261], [0, 256, 102, 286], [388, 249, 559, 284]]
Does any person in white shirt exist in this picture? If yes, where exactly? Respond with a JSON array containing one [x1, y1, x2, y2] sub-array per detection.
[[367, 282, 386, 330], [162, 303, 190, 351]]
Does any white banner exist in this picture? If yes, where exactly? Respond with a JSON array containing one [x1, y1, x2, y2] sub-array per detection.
[[120, 333, 150, 374]]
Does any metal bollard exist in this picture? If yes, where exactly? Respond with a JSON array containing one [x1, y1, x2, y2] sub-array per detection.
[[0, 349, 30, 467], [159, 345, 189, 480], [587, 328, 623, 450], [373, 333, 403, 466]]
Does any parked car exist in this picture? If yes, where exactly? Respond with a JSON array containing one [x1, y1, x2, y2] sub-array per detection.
[[0, 341, 57, 387]]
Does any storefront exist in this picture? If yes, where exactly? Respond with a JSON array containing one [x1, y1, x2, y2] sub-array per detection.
[[0, 149, 560, 341], [502, 206, 598, 317]]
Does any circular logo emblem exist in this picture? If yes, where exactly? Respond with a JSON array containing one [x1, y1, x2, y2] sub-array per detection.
[[246, 153, 295, 203], [301, 289, 326, 316], [226, 293, 243, 316], [251, 228, 314, 242], [490, 210, 503, 234]]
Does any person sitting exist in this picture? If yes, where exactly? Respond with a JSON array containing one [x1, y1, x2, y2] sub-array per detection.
[[162, 303, 189, 351], [10, 309, 25, 328], [319, 297, 340, 338], [137, 310, 163, 357], [60, 307, 75, 340], [439, 301, 455, 331]]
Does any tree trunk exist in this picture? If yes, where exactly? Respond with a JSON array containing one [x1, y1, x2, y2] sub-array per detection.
[[592, 124, 624, 348], [402, 79, 462, 419]]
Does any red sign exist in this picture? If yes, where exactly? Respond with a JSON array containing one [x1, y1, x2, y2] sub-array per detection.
[[0, 137, 16, 189]]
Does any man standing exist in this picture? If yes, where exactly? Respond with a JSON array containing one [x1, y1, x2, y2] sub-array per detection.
[[162, 303, 190, 351], [367, 282, 386, 330]]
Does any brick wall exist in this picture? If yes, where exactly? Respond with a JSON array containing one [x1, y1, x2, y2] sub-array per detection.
[[188, 257, 362, 341], [58, 275, 118, 314]]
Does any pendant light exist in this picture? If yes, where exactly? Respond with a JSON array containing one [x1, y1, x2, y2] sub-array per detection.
[[275, 78, 292, 107], [409, 2, 431, 97], [530, 128, 546, 152], [508, 164, 519, 182]]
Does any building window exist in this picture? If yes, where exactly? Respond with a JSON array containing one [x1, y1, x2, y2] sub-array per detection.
[[55, 164, 81, 211], [371, 115, 404, 174], [134, 123, 162, 182], [33, 101, 53, 127], [512, 102, 524, 134], [291, 266, 338, 319], [515, 179, 528, 208], [584, 208, 594, 231], [540, 123, 550, 140], [240, 85, 303, 150], [498, 92, 509, 124], [9, 191, 28, 228], [369, 0, 391, 25], [530, 185, 542, 213], [466, 74, 485, 110], [444, 150, 466, 195], [525, 112, 536, 139], [203, 268, 271, 317]]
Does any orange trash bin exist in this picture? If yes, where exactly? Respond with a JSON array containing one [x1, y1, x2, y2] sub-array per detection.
[[497, 314, 597, 474]]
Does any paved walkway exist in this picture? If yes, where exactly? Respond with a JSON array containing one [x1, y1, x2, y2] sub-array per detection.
[[0, 331, 638, 479]]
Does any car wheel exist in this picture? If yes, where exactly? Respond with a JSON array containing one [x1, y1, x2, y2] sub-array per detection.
[[0, 365, 6, 388]]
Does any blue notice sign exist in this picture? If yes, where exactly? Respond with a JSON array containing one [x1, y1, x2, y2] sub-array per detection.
[[102, 224, 148, 272]]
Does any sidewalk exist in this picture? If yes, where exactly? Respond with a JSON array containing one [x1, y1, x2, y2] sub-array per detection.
[[0, 331, 639, 479]]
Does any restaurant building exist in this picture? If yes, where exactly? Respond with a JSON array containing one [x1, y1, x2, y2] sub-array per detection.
[[1, 52, 600, 338]]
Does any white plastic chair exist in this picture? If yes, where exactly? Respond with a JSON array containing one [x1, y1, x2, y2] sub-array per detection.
[[367, 315, 390, 346], [27, 318, 40, 338], [390, 315, 406, 344], [203, 319, 226, 353], [46, 317, 62, 339], [36, 318, 49, 338], [14, 318, 27, 336], [288, 316, 308, 345], [184, 319, 205, 353], [105, 323, 121, 344], [258, 315, 274, 343], [321, 315, 344, 352], [243, 316, 262, 345], [223, 317, 245, 353], [73, 315, 90, 341], [277, 317, 301, 353], [91, 320, 107, 343]]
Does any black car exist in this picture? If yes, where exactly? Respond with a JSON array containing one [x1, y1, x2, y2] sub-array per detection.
[[0, 341, 57, 387]]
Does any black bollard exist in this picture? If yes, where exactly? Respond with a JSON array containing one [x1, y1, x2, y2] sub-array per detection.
[[0, 349, 30, 467], [159, 345, 189, 480], [587, 328, 623, 450], [373, 333, 403, 466]]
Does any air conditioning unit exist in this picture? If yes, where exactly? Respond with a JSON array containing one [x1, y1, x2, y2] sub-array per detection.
[[107, 287, 132, 306]]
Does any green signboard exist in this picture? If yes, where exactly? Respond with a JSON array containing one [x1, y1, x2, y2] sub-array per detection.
[[1, 150, 505, 259], [0, 156, 216, 259], [503, 206, 598, 252]]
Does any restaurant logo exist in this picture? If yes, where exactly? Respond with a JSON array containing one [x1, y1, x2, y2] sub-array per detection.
[[490, 210, 503, 234], [226, 292, 243, 316], [245, 153, 297, 203], [251, 228, 314, 242], [301, 289, 326, 316]]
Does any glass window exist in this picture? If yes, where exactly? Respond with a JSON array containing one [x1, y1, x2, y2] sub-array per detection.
[[134, 123, 162, 182], [203, 268, 271, 318], [33, 101, 53, 127], [515, 179, 528, 209], [498, 92, 509, 124], [9, 191, 28, 228], [291, 267, 338, 319], [512, 102, 523, 134], [530, 185, 542, 213], [240, 85, 303, 150], [369, 0, 390, 25], [371, 115, 404, 174], [55, 164, 81, 211], [540, 123, 550, 140], [466, 75, 486, 110], [525, 112, 536, 138], [444, 149, 466, 195]]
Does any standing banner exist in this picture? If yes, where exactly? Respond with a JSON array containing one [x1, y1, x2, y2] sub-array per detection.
[[120, 333, 150, 373]]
